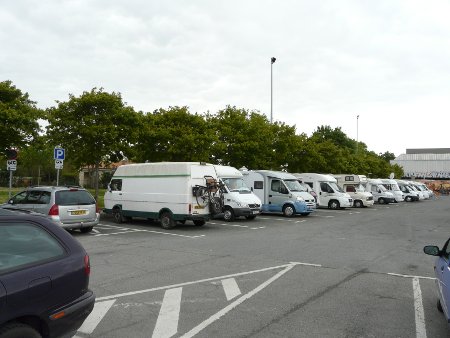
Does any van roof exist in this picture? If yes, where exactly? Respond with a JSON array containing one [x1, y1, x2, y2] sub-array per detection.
[[113, 162, 214, 177], [253, 170, 297, 180]]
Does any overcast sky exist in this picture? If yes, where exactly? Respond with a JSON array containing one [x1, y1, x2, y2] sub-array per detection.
[[2, 0, 450, 157]]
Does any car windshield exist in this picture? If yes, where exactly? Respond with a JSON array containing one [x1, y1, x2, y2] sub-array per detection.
[[284, 179, 306, 192], [55, 190, 96, 205], [329, 182, 344, 193], [222, 178, 251, 193]]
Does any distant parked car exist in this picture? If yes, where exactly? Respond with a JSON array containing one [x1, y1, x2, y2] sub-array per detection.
[[424, 238, 450, 323], [0, 208, 95, 338], [1, 186, 100, 233]]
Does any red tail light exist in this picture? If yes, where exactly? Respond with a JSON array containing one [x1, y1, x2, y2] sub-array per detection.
[[48, 204, 59, 216], [84, 254, 91, 276]]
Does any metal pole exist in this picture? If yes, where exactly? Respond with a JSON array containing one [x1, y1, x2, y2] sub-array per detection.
[[9, 170, 12, 198], [56, 169, 60, 186], [356, 115, 359, 154], [271, 61, 273, 123]]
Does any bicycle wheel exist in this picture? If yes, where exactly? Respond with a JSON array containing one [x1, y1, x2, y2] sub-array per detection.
[[195, 186, 209, 208]]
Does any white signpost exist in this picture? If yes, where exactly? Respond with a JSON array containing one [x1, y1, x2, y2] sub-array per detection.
[[54, 147, 65, 186], [7, 159, 17, 198]]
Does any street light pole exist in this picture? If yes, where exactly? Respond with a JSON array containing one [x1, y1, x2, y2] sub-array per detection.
[[270, 57, 276, 123], [356, 115, 360, 154]]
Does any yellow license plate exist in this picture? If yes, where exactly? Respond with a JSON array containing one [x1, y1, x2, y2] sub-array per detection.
[[71, 210, 87, 215]]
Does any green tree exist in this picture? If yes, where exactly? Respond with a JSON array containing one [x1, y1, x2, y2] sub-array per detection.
[[134, 106, 215, 163], [46, 88, 142, 199], [0, 80, 43, 155]]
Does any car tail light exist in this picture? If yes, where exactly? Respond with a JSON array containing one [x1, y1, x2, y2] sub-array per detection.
[[84, 254, 91, 276], [48, 204, 59, 216]]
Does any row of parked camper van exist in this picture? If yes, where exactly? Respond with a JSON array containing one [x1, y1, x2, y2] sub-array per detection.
[[102, 162, 433, 229]]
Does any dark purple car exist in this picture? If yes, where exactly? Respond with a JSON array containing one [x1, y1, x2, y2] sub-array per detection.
[[0, 208, 95, 338]]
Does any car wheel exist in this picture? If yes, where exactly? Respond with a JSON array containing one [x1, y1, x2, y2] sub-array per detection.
[[160, 212, 176, 229], [378, 198, 385, 204], [193, 220, 206, 226], [0, 323, 41, 338], [223, 207, 235, 222], [405, 196, 412, 202], [245, 215, 256, 220], [354, 200, 363, 208], [437, 299, 444, 313], [282, 204, 295, 217], [113, 208, 124, 224], [328, 200, 340, 210], [80, 226, 93, 233]]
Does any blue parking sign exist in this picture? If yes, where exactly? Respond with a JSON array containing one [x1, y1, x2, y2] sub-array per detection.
[[54, 148, 65, 160]]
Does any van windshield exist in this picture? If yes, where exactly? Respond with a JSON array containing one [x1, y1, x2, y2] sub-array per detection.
[[355, 184, 365, 192], [329, 182, 344, 193], [284, 179, 306, 192], [222, 178, 251, 193]]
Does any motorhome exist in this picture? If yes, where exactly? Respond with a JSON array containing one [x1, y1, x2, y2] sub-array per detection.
[[380, 179, 404, 202], [410, 181, 431, 199], [332, 174, 374, 208], [294, 173, 353, 209], [240, 169, 316, 217], [396, 180, 420, 202], [104, 162, 222, 229], [364, 179, 395, 204], [214, 165, 262, 221]]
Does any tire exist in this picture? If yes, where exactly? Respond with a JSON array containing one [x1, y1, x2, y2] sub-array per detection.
[[354, 200, 363, 208], [245, 215, 256, 220], [223, 207, 235, 222], [160, 212, 176, 229], [282, 204, 295, 217], [437, 299, 444, 313], [328, 200, 340, 210], [405, 196, 412, 202], [378, 198, 385, 204], [195, 186, 209, 208], [0, 323, 41, 338], [80, 226, 93, 233], [113, 208, 124, 224], [193, 220, 206, 226]]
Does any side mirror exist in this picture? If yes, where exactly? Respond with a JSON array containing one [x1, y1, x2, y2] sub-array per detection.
[[423, 245, 440, 256], [107, 184, 112, 192], [8, 199, 13, 205]]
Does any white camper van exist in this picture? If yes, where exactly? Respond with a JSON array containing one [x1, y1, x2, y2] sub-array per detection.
[[332, 174, 374, 208], [295, 173, 353, 209], [240, 169, 316, 217], [214, 165, 261, 221], [364, 179, 395, 204], [104, 162, 222, 229], [380, 179, 404, 202], [396, 180, 420, 202]]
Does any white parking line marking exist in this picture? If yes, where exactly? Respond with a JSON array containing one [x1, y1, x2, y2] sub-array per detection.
[[152, 287, 183, 338], [180, 263, 296, 338], [221, 278, 241, 301], [387, 273, 435, 280], [413, 277, 427, 338], [295, 220, 307, 223], [77, 299, 116, 334], [93, 228, 204, 239]]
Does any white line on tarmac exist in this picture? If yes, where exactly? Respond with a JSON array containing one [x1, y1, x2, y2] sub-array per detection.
[[152, 287, 183, 338], [295, 220, 307, 223], [387, 273, 435, 280], [77, 299, 116, 334], [94, 229, 204, 239], [221, 278, 241, 301], [413, 277, 427, 338], [96, 262, 319, 301], [180, 264, 296, 338]]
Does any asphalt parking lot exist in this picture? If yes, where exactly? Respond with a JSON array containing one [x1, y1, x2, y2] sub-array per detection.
[[73, 197, 450, 338]]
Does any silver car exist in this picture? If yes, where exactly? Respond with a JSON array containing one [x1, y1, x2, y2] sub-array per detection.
[[2, 186, 100, 233]]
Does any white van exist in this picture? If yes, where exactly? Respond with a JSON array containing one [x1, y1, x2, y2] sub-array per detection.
[[396, 180, 420, 202], [240, 169, 316, 217], [380, 179, 404, 202], [332, 174, 374, 208], [104, 162, 221, 229], [410, 181, 430, 199], [295, 173, 353, 209], [214, 165, 261, 221], [364, 179, 395, 204]]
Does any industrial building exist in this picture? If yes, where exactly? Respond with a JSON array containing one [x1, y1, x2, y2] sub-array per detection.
[[391, 148, 450, 179]]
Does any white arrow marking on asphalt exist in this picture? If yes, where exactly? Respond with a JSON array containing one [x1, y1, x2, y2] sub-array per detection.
[[221, 278, 241, 301], [77, 299, 116, 334], [152, 287, 183, 338]]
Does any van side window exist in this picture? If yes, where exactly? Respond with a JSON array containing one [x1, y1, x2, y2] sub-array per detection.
[[346, 186, 356, 193], [320, 183, 329, 193], [254, 181, 263, 189], [371, 185, 377, 193], [271, 180, 281, 192], [110, 179, 122, 191]]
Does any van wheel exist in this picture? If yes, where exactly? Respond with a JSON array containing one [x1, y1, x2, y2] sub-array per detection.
[[113, 208, 124, 223], [405, 196, 412, 202], [193, 220, 206, 226], [223, 207, 235, 222], [378, 197, 385, 204], [328, 200, 340, 210], [282, 204, 295, 217], [0, 322, 41, 338], [354, 200, 363, 208], [160, 212, 176, 229], [80, 226, 93, 233]]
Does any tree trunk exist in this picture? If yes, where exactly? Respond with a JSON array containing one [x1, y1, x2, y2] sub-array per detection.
[[95, 160, 100, 201]]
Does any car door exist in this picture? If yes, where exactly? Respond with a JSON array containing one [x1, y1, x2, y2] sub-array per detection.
[[268, 179, 289, 212], [436, 239, 450, 321], [318, 182, 332, 206]]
